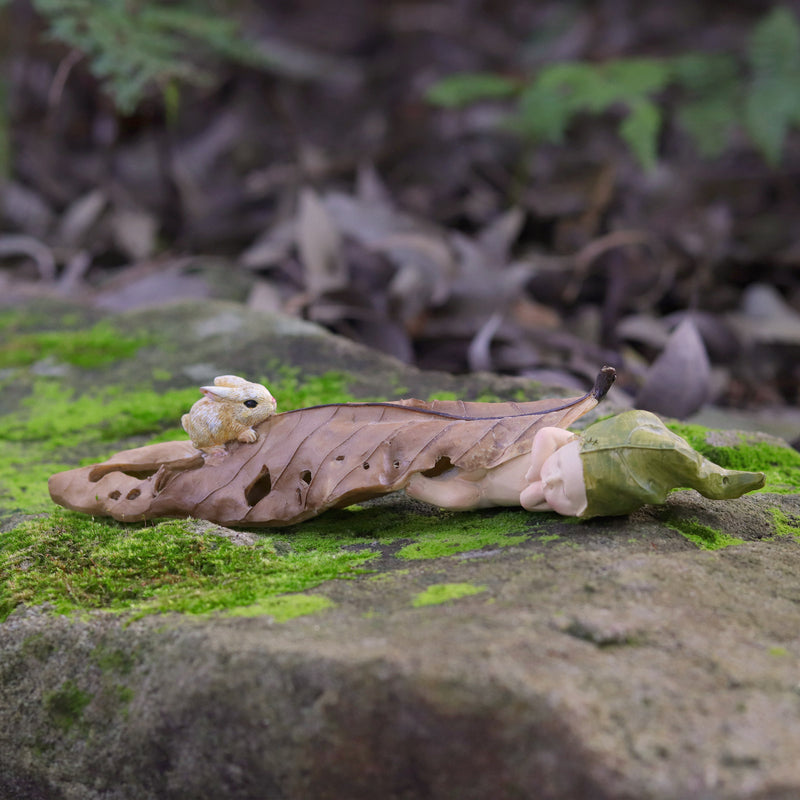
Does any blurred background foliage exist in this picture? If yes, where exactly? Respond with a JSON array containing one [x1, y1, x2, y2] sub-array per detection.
[[427, 6, 800, 169], [1, 0, 800, 426], [2, 2, 800, 169]]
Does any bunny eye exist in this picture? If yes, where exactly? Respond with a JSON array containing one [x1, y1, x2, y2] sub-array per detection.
[[243, 399, 258, 408]]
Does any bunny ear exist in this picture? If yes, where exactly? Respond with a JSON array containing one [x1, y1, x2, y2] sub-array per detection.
[[200, 385, 237, 401], [214, 375, 247, 388]]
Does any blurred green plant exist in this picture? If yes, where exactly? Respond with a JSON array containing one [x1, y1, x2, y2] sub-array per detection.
[[426, 6, 800, 170], [0, 0, 277, 114]]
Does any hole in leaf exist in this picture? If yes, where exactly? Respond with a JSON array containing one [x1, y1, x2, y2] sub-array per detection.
[[300, 470, 312, 485], [392, 460, 401, 469], [421, 456, 453, 478], [90, 466, 158, 483], [335, 455, 345, 461], [245, 465, 272, 507], [126, 488, 141, 500], [109, 490, 121, 500], [363, 461, 370, 470]]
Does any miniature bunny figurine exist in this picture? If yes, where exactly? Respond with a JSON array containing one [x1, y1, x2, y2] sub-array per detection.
[[181, 375, 277, 456]]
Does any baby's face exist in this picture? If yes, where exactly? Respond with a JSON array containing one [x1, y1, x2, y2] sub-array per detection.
[[534, 439, 588, 516]]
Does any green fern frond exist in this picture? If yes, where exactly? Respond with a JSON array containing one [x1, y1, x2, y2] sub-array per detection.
[[512, 79, 573, 143], [521, 58, 670, 167], [670, 53, 741, 158], [424, 72, 520, 108], [619, 98, 661, 170], [30, 0, 268, 113], [676, 96, 738, 157], [744, 5, 800, 165]]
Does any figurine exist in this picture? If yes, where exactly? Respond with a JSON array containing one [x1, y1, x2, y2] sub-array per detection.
[[408, 410, 765, 518], [48, 369, 765, 526], [181, 375, 277, 456]]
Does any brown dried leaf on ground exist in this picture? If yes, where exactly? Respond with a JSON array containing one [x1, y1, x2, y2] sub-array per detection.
[[48, 368, 615, 526], [297, 187, 348, 297], [635, 318, 711, 419]]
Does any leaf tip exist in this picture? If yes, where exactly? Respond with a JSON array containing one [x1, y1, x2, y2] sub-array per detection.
[[592, 366, 617, 401]]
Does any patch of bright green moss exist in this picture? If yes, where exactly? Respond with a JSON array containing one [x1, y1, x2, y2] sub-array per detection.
[[224, 593, 333, 621], [0, 380, 199, 447], [0, 321, 150, 369], [665, 518, 745, 550], [411, 582, 486, 608], [280, 502, 536, 560], [0, 512, 378, 621], [0, 441, 71, 511], [768, 506, 800, 541], [390, 510, 533, 559], [262, 366, 358, 409], [667, 422, 800, 494], [43, 680, 92, 732]]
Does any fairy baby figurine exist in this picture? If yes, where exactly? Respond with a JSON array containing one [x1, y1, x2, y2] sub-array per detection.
[[407, 409, 765, 518], [518, 410, 765, 517]]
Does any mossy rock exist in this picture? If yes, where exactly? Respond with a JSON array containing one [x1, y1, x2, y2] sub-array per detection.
[[1, 298, 800, 799]]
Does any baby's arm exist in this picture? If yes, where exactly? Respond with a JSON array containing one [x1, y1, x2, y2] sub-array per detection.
[[405, 454, 531, 511], [404, 428, 581, 513]]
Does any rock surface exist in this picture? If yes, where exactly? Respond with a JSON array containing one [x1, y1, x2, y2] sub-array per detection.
[[1, 300, 800, 800]]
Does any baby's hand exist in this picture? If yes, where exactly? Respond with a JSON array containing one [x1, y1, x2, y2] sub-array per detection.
[[520, 428, 587, 516]]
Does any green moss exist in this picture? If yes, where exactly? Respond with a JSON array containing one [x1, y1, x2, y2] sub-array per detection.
[[110, 684, 134, 706], [0, 502, 542, 620], [91, 646, 136, 675], [411, 582, 486, 607], [0, 321, 150, 368], [0, 380, 199, 447], [281, 505, 537, 561], [0, 441, 71, 511], [0, 512, 377, 620], [390, 510, 533, 559], [0, 308, 46, 332], [263, 366, 358, 409], [768, 506, 800, 541], [223, 593, 333, 621], [666, 422, 800, 494], [665, 518, 745, 550], [43, 680, 92, 732]]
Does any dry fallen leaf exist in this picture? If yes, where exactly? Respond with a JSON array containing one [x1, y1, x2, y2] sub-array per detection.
[[49, 368, 615, 526], [297, 187, 348, 296], [635, 318, 711, 418]]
